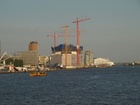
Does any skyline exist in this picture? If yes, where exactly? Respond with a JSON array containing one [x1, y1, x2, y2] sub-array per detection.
[[0, 0, 140, 63]]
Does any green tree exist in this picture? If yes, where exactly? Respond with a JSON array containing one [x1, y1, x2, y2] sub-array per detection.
[[14, 59, 19, 67], [14, 59, 23, 67], [18, 59, 23, 67], [5, 58, 14, 65]]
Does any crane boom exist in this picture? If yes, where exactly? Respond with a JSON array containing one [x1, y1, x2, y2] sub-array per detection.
[[47, 32, 57, 47], [73, 18, 91, 23]]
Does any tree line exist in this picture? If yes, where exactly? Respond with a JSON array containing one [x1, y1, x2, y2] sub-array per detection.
[[5, 58, 23, 67]]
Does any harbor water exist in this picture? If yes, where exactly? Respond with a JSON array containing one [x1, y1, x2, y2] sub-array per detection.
[[0, 66, 140, 105]]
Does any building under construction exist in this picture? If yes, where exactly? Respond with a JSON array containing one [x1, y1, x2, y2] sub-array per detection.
[[49, 44, 84, 68], [48, 17, 90, 69]]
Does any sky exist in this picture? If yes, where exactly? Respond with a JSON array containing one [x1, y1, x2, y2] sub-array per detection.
[[0, 0, 140, 63]]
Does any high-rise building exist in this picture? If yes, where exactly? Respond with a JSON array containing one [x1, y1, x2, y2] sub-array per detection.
[[84, 51, 94, 66], [29, 41, 38, 51]]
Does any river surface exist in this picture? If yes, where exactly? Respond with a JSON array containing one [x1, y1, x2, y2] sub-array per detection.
[[0, 66, 140, 105]]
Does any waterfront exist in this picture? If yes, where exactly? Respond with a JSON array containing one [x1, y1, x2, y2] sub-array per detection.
[[0, 66, 140, 105]]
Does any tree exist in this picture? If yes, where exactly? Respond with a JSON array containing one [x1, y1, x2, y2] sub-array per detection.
[[5, 58, 14, 65], [18, 59, 23, 67], [5, 58, 23, 67], [14, 59, 23, 67], [14, 59, 19, 67]]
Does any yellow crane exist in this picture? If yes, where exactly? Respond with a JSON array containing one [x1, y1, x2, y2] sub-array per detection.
[[61, 25, 69, 67]]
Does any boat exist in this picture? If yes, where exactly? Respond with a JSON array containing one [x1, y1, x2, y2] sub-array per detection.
[[0, 66, 10, 74], [29, 71, 47, 76]]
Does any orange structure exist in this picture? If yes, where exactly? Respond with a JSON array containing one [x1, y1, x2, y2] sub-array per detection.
[[29, 41, 38, 51], [73, 17, 90, 66]]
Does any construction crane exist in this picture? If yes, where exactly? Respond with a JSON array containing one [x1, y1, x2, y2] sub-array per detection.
[[0, 51, 11, 66], [61, 25, 69, 67], [47, 32, 74, 53], [73, 17, 91, 66], [47, 32, 57, 47], [47, 32, 64, 53]]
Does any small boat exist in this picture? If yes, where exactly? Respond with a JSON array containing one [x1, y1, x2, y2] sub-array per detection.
[[29, 71, 47, 76]]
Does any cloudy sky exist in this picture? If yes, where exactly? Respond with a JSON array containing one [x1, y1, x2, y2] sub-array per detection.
[[0, 0, 140, 62]]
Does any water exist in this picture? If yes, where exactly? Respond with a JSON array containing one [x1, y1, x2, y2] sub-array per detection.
[[0, 66, 140, 105]]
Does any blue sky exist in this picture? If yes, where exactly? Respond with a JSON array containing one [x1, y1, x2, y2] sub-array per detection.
[[0, 0, 140, 62]]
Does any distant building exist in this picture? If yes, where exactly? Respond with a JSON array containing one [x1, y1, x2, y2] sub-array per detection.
[[84, 51, 94, 67], [12, 53, 22, 60], [39, 55, 49, 66], [12, 51, 24, 60], [21, 51, 39, 66], [11, 41, 41, 66], [49, 51, 77, 68], [49, 44, 84, 68], [29, 41, 38, 51]]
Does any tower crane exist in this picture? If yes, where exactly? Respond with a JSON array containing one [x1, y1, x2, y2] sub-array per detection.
[[47, 31, 74, 54], [73, 17, 91, 66], [61, 25, 69, 67], [47, 32, 57, 47]]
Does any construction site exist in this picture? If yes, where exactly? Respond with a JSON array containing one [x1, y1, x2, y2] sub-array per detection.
[[47, 17, 91, 69], [0, 17, 95, 72]]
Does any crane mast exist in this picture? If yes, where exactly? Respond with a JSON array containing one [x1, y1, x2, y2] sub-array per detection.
[[73, 17, 90, 66], [61, 25, 69, 67]]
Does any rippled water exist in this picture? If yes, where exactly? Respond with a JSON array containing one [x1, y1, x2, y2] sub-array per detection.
[[0, 66, 140, 105]]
